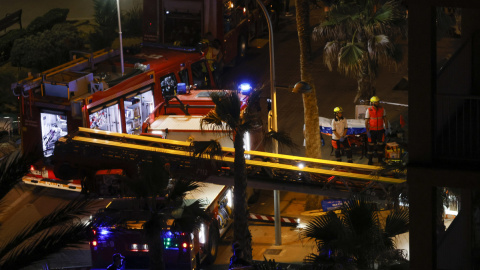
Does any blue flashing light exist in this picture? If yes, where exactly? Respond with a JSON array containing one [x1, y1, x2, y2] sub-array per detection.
[[165, 231, 173, 238], [99, 228, 111, 236], [239, 83, 252, 94]]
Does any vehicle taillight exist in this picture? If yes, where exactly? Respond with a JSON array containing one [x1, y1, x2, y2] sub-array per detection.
[[182, 242, 188, 248], [131, 244, 138, 251], [30, 165, 35, 171], [92, 240, 97, 246]]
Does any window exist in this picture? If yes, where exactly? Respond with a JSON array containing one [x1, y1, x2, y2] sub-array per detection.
[[89, 104, 122, 133], [40, 112, 68, 157], [124, 90, 154, 135], [160, 73, 178, 97]]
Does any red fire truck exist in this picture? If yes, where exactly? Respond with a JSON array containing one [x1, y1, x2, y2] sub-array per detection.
[[14, 45, 228, 192], [89, 182, 233, 270], [143, 0, 280, 67]]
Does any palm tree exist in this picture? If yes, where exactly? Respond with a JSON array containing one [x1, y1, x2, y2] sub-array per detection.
[[295, 0, 323, 160], [200, 90, 263, 262], [295, 0, 325, 211], [302, 196, 409, 269], [0, 150, 96, 269], [313, 0, 407, 103], [92, 154, 210, 270]]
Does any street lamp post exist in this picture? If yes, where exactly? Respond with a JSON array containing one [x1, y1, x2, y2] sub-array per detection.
[[116, 0, 125, 75], [255, 0, 281, 246]]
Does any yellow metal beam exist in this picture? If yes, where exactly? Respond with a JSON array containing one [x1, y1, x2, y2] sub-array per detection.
[[71, 136, 405, 184], [77, 127, 382, 172]]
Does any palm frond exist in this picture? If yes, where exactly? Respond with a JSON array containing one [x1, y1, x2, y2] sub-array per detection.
[[0, 198, 94, 259], [189, 140, 223, 159], [303, 211, 344, 244], [200, 110, 230, 133], [337, 43, 365, 77], [323, 41, 342, 71], [263, 130, 299, 152], [171, 200, 209, 232], [0, 205, 90, 269], [210, 91, 242, 128], [384, 207, 409, 238], [167, 178, 201, 203], [0, 150, 31, 201]]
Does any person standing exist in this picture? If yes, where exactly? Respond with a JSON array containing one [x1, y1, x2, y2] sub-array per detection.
[[107, 253, 125, 270], [331, 107, 353, 163], [365, 96, 387, 165]]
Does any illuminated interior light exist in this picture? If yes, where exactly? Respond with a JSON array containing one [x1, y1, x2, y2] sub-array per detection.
[[199, 224, 205, 244], [166, 10, 170, 14], [227, 189, 232, 208]]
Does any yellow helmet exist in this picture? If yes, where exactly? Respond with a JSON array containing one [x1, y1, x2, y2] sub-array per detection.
[[334, 107, 343, 113], [370, 96, 380, 103]]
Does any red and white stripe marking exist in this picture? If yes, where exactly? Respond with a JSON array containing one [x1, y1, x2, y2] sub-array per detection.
[[249, 213, 299, 226]]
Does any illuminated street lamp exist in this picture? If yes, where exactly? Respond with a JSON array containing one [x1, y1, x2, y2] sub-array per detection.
[[255, 0, 281, 246], [115, 0, 125, 75]]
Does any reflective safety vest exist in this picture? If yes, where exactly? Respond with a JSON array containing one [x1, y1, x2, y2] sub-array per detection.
[[367, 106, 385, 130]]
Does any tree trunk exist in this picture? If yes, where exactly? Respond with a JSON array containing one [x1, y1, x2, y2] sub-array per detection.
[[233, 131, 253, 262], [296, 0, 322, 160], [296, 0, 323, 211], [355, 72, 376, 104]]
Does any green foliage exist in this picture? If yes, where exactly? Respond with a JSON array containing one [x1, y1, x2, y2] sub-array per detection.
[[314, 0, 407, 103], [0, 151, 96, 269], [0, 29, 26, 62], [10, 23, 85, 71], [26, 8, 69, 34], [0, 68, 18, 113], [89, 0, 118, 51], [254, 256, 281, 270], [122, 3, 143, 37], [302, 196, 409, 269]]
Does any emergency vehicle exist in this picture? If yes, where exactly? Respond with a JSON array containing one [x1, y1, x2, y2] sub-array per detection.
[[13, 44, 226, 192], [143, 0, 280, 66], [89, 182, 233, 270]]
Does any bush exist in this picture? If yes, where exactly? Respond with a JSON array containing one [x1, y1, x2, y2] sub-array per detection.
[[88, 0, 118, 51], [0, 29, 26, 62], [26, 8, 69, 34], [122, 3, 143, 38], [10, 23, 85, 71]]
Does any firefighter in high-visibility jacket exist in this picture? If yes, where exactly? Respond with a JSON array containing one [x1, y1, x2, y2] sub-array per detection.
[[331, 107, 353, 163], [365, 96, 387, 165]]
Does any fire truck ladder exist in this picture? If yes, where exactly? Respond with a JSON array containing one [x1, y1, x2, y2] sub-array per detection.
[[55, 127, 406, 199], [12, 49, 120, 96]]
